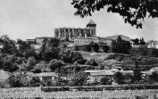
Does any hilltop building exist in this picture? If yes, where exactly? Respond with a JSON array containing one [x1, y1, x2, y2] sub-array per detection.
[[147, 40, 158, 49], [54, 20, 96, 41]]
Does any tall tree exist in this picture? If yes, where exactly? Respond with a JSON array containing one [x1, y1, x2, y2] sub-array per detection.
[[71, 0, 158, 28], [132, 59, 142, 83], [0, 35, 17, 54]]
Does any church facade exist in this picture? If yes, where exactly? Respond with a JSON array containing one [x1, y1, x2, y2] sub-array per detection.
[[54, 20, 96, 41]]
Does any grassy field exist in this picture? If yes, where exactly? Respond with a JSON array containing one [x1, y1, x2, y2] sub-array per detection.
[[0, 87, 158, 99]]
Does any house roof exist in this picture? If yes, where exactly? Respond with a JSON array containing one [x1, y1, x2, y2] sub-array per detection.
[[120, 70, 133, 75], [29, 72, 58, 77], [87, 19, 96, 25], [84, 70, 114, 76], [64, 65, 92, 69]]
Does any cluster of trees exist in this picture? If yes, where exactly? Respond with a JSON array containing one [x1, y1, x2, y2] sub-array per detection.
[[132, 38, 146, 45], [0, 35, 89, 73], [0, 35, 102, 87]]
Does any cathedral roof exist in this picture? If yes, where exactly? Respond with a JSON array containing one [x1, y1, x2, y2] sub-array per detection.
[[87, 19, 96, 25]]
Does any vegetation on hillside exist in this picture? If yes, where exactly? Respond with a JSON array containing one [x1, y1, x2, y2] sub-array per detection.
[[0, 35, 158, 87]]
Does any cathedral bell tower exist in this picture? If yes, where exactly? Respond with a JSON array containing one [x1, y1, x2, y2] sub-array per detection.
[[86, 20, 96, 36]]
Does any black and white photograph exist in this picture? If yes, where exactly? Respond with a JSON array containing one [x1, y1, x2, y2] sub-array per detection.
[[0, 0, 158, 99]]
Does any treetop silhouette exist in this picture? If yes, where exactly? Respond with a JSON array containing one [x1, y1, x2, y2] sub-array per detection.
[[71, 0, 158, 28]]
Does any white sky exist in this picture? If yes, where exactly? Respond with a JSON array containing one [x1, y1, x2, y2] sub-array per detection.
[[0, 0, 157, 41]]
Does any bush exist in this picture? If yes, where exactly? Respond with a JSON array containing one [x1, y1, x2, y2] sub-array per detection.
[[70, 72, 88, 86], [8, 72, 31, 87], [113, 71, 125, 84], [100, 77, 112, 85]]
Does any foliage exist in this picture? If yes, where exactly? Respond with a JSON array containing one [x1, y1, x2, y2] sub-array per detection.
[[31, 61, 50, 73], [39, 38, 60, 61], [132, 38, 146, 45], [60, 50, 85, 64], [71, 0, 158, 28], [88, 42, 99, 52], [2, 55, 19, 72], [30, 77, 41, 87], [48, 59, 65, 73], [85, 59, 98, 66], [100, 77, 112, 85], [8, 72, 31, 87], [70, 71, 88, 86], [132, 60, 142, 83], [149, 71, 158, 83], [0, 35, 17, 54], [17, 39, 33, 57], [102, 44, 110, 52], [113, 71, 125, 84], [26, 56, 37, 71], [40, 47, 60, 61]]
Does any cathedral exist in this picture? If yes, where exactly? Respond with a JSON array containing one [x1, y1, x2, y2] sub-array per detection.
[[54, 20, 96, 41]]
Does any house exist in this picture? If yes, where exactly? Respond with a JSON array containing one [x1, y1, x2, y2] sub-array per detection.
[[84, 70, 115, 84], [147, 40, 158, 49], [29, 72, 58, 82]]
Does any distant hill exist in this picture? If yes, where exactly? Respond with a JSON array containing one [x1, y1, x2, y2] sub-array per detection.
[[104, 34, 132, 41]]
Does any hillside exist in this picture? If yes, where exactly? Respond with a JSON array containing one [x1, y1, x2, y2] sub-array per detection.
[[104, 34, 132, 41], [78, 51, 158, 70]]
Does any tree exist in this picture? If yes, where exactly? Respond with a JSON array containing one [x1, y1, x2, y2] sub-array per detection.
[[17, 39, 37, 58], [85, 59, 98, 66], [102, 45, 109, 52], [149, 71, 158, 83], [71, 0, 158, 28], [139, 38, 146, 45], [39, 38, 61, 61], [70, 71, 88, 86], [8, 72, 31, 87], [0, 35, 17, 54], [26, 56, 37, 71], [2, 55, 19, 72], [31, 61, 50, 73], [60, 50, 85, 64], [30, 77, 41, 87], [89, 42, 99, 52], [48, 59, 65, 73], [100, 77, 111, 85], [113, 71, 125, 84], [132, 38, 140, 45], [132, 60, 142, 83]]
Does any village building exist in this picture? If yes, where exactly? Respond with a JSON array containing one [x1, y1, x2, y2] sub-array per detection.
[[29, 72, 58, 83], [147, 40, 158, 49], [84, 70, 115, 84]]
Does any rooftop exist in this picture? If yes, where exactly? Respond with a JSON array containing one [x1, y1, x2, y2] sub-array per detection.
[[85, 70, 114, 76], [29, 72, 58, 77], [87, 19, 96, 25]]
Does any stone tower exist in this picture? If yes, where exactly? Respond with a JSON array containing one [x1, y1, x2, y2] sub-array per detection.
[[86, 19, 96, 36]]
